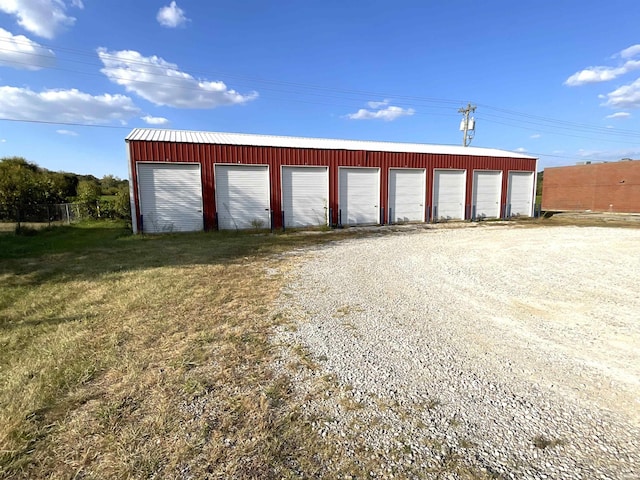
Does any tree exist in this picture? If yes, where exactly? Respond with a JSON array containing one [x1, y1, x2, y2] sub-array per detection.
[[113, 183, 131, 219], [76, 179, 102, 218], [100, 174, 122, 195], [0, 157, 43, 223]]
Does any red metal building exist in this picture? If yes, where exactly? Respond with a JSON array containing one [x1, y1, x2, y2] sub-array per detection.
[[542, 160, 640, 213], [126, 129, 537, 233]]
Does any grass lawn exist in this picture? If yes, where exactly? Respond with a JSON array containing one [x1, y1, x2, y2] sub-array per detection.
[[0, 221, 368, 479]]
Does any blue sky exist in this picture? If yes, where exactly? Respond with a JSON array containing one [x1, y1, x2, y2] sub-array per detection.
[[1, 1, 640, 179]]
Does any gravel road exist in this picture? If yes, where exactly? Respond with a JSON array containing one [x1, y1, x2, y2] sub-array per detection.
[[275, 225, 640, 479]]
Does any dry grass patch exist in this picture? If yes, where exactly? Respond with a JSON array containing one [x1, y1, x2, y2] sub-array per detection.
[[0, 223, 359, 479]]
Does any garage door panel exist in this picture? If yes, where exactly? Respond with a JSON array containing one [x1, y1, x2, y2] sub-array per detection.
[[339, 168, 379, 225], [473, 171, 502, 219], [215, 165, 270, 230], [138, 163, 203, 233], [508, 172, 534, 217], [433, 170, 466, 220], [389, 169, 425, 223], [282, 166, 328, 227]]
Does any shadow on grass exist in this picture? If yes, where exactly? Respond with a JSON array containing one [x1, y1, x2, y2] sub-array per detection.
[[0, 313, 97, 332], [0, 220, 359, 289]]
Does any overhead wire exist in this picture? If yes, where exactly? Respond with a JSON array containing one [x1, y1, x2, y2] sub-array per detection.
[[0, 36, 639, 159]]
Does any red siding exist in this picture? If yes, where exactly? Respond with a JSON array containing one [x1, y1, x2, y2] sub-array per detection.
[[129, 141, 536, 231], [542, 161, 640, 213]]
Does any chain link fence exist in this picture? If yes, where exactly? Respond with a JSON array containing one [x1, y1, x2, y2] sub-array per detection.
[[0, 203, 82, 232]]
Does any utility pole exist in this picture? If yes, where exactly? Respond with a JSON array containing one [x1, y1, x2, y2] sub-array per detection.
[[458, 103, 476, 147]]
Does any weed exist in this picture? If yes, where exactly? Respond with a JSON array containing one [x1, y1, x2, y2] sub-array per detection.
[[449, 415, 461, 428], [459, 437, 476, 449], [335, 304, 363, 317], [532, 435, 565, 449]]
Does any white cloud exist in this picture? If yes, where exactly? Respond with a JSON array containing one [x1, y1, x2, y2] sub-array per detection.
[[564, 61, 640, 86], [620, 44, 640, 59], [346, 102, 415, 121], [603, 78, 640, 109], [530, 133, 541, 139], [97, 48, 258, 109], [605, 111, 630, 119], [0, 28, 55, 70], [0, 86, 140, 124], [157, 1, 188, 28], [367, 99, 389, 109], [0, 138, 6, 142], [515, 147, 527, 153], [56, 129, 78, 135], [142, 115, 169, 125], [0, 0, 82, 39], [565, 44, 640, 86]]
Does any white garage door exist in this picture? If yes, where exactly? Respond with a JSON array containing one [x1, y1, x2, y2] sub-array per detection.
[[137, 163, 203, 233], [215, 165, 270, 230], [339, 167, 380, 225], [282, 166, 328, 227], [473, 170, 502, 219], [507, 171, 534, 217], [433, 170, 466, 220], [389, 169, 425, 223]]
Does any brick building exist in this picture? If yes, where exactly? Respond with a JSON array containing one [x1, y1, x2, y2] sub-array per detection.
[[542, 160, 640, 213]]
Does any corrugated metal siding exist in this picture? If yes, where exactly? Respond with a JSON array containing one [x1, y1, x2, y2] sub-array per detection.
[[128, 141, 537, 230], [126, 128, 536, 159]]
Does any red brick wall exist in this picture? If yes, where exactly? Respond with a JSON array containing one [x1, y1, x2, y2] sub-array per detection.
[[542, 161, 640, 213]]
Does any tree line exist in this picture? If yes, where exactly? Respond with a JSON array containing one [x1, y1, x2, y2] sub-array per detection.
[[0, 157, 130, 222]]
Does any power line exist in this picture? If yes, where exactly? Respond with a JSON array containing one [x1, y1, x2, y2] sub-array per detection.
[[0, 117, 129, 129], [1, 38, 639, 141], [1, 37, 639, 156], [0, 116, 635, 166]]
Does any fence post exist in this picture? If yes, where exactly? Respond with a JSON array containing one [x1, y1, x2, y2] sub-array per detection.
[[338, 209, 342, 228], [380, 207, 384, 226], [282, 210, 285, 232]]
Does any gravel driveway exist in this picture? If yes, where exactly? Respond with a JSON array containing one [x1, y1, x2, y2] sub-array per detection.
[[276, 225, 640, 479]]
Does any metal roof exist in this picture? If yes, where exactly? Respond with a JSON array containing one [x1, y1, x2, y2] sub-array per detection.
[[126, 128, 536, 159]]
